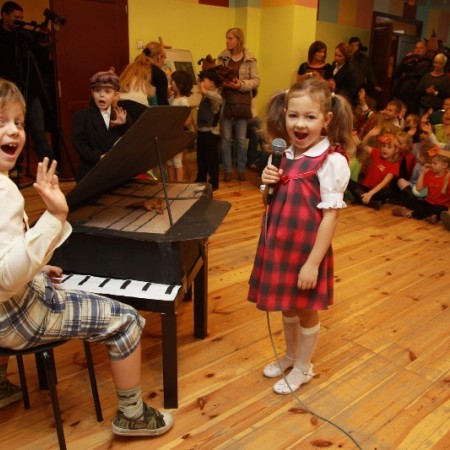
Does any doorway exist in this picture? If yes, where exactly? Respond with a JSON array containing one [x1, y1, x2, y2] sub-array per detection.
[[369, 12, 422, 110]]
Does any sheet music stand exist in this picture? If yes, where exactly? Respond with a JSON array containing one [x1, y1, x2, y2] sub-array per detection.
[[66, 106, 195, 209]]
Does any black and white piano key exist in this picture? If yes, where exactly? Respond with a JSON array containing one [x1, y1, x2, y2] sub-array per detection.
[[58, 273, 181, 301]]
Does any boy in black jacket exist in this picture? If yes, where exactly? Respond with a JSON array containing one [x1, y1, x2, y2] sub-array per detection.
[[72, 71, 131, 181]]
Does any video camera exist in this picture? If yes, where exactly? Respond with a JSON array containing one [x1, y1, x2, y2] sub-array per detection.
[[13, 7, 66, 33], [13, 8, 66, 49]]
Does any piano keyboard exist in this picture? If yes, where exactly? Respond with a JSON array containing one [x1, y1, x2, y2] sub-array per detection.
[[58, 273, 181, 301]]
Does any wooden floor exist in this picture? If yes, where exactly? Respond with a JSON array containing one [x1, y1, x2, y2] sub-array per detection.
[[2, 164, 449, 450]]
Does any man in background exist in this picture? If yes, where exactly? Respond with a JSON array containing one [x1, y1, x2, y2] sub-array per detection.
[[0, 1, 55, 164], [393, 40, 433, 114]]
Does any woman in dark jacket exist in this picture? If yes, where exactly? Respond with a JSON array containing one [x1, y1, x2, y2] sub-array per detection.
[[329, 42, 359, 108]]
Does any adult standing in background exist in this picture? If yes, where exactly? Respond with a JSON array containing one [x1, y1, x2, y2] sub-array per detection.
[[297, 40, 333, 82], [416, 53, 450, 115], [144, 41, 169, 105], [348, 36, 381, 94], [393, 40, 432, 114], [118, 48, 155, 121], [329, 42, 359, 108], [0, 1, 55, 162], [218, 27, 260, 182]]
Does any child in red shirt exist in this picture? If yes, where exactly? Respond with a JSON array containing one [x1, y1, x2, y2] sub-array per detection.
[[392, 150, 450, 223], [348, 128, 400, 209]]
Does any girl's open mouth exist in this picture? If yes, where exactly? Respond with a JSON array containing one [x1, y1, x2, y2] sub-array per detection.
[[1, 144, 17, 155], [295, 131, 308, 140]]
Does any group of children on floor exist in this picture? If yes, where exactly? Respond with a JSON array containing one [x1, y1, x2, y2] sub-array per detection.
[[347, 89, 450, 231]]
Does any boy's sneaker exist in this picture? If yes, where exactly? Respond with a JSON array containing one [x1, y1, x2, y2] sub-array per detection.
[[0, 380, 23, 408], [111, 402, 173, 437]]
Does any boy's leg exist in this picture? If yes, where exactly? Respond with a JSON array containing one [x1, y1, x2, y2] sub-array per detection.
[[110, 343, 173, 436], [2, 273, 173, 435], [0, 359, 22, 408], [196, 132, 208, 182], [207, 132, 220, 190]]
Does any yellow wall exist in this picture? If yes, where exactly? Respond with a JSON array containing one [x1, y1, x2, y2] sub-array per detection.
[[316, 21, 372, 58], [258, 4, 318, 105], [127, 0, 235, 66]]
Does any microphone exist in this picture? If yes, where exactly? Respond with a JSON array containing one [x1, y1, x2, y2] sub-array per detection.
[[267, 138, 287, 205]]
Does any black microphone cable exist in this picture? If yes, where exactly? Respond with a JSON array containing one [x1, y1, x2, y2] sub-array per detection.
[[266, 312, 363, 449]]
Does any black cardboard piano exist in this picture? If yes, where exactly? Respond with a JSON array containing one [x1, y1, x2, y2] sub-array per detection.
[[52, 106, 230, 408]]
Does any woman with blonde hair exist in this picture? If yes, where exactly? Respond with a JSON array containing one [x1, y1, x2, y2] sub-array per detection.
[[218, 27, 260, 181], [118, 49, 155, 121], [144, 41, 169, 105]]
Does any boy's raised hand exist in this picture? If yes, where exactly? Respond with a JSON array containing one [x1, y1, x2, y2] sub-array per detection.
[[368, 124, 382, 136], [110, 106, 127, 127], [33, 158, 69, 223]]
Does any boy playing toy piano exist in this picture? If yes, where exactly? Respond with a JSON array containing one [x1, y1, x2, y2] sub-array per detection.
[[0, 78, 173, 437]]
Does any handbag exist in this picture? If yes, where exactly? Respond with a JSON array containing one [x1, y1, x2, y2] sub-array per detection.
[[223, 89, 252, 120]]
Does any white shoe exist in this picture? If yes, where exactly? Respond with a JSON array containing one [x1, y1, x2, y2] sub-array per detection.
[[262, 358, 294, 378], [272, 364, 315, 395]]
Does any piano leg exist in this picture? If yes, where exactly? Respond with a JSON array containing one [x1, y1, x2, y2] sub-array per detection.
[[161, 312, 178, 409], [193, 242, 208, 339]]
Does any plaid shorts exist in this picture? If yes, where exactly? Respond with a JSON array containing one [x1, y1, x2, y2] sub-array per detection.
[[0, 272, 145, 360]]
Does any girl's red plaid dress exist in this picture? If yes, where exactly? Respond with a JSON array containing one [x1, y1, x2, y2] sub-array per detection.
[[248, 143, 347, 312]]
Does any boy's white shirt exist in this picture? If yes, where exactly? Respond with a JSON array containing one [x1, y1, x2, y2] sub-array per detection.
[[100, 106, 111, 128], [0, 173, 72, 302]]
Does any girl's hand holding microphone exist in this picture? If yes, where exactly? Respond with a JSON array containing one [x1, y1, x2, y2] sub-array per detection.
[[262, 163, 282, 186]]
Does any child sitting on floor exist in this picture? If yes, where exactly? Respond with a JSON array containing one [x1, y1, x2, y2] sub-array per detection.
[[358, 99, 402, 147], [396, 142, 433, 200], [392, 149, 450, 223], [347, 126, 400, 209]]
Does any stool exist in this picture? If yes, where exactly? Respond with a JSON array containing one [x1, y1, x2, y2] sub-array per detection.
[[0, 341, 103, 450]]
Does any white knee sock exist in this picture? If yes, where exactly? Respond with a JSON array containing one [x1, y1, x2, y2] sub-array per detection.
[[295, 322, 320, 372], [273, 322, 320, 393], [283, 314, 300, 361]]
